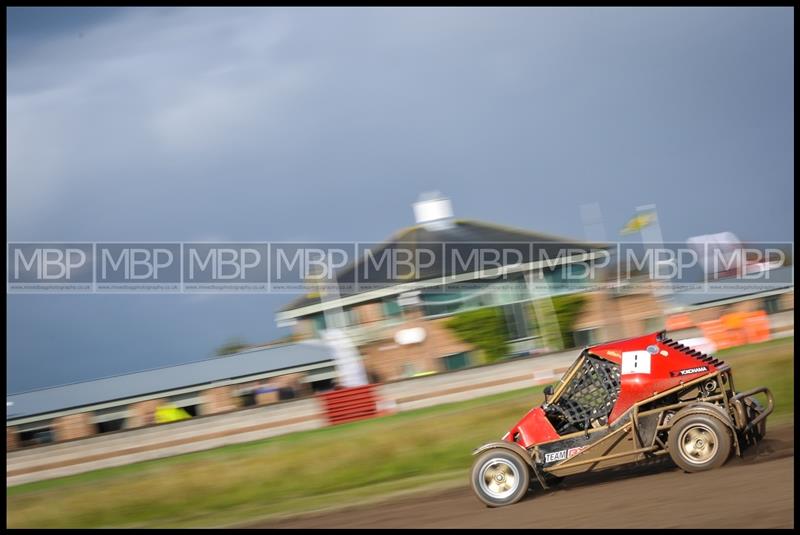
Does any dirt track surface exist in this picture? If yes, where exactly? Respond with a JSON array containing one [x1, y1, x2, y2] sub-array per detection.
[[254, 425, 794, 529]]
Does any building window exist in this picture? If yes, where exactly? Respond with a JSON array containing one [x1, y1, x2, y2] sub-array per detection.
[[310, 378, 336, 393], [367, 369, 383, 384], [421, 288, 494, 317], [17, 421, 55, 447], [235, 387, 259, 408], [441, 352, 471, 371], [542, 265, 570, 294], [168, 392, 203, 417], [96, 419, 126, 434], [242, 391, 258, 407], [92, 406, 130, 434], [764, 295, 781, 314], [574, 328, 598, 348], [345, 306, 361, 325], [503, 302, 532, 341], [278, 386, 296, 400], [310, 313, 327, 336], [383, 298, 402, 319], [644, 316, 663, 333], [300, 366, 339, 393], [492, 277, 529, 305]]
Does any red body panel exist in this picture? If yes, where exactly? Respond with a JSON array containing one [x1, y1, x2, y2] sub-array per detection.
[[504, 332, 719, 447], [505, 407, 560, 447], [596, 332, 719, 423]]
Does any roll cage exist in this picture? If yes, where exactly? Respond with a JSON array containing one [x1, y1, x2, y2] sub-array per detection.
[[544, 350, 621, 434]]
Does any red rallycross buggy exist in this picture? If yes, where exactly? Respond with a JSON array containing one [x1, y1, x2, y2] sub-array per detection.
[[471, 331, 773, 507]]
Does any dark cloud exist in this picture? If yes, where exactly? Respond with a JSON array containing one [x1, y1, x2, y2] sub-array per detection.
[[7, 7, 794, 392]]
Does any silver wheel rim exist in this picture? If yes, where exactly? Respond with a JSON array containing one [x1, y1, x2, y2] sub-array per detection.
[[678, 423, 718, 465], [478, 457, 520, 500]]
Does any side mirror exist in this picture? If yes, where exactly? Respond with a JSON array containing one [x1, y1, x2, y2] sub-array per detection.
[[543, 384, 554, 403]]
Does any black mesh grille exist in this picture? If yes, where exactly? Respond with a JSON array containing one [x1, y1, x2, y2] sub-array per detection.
[[551, 356, 621, 432]]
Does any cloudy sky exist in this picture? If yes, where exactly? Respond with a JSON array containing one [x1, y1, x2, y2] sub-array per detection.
[[7, 7, 793, 392]]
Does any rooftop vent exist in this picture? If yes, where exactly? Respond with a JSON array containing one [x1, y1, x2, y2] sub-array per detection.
[[413, 192, 454, 230]]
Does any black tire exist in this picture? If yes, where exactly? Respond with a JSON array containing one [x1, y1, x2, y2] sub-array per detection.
[[668, 413, 732, 473], [470, 449, 531, 507]]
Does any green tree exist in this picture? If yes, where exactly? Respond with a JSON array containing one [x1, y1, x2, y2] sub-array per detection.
[[215, 338, 249, 356], [532, 294, 587, 350], [445, 307, 510, 363]]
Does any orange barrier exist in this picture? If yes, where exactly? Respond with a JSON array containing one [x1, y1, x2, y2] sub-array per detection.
[[665, 313, 693, 331], [699, 310, 771, 350], [742, 310, 771, 344], [318, 385, 379, 425], [699, 320, 730, 350], [721, 311, 747, 330]]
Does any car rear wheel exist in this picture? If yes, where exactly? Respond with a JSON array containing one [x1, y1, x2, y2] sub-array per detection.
[[471, 449, 531, 507], [668, 413, 732, 472]]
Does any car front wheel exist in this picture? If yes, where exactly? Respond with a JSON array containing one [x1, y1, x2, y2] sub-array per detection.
[[470, 449, 531, 507]]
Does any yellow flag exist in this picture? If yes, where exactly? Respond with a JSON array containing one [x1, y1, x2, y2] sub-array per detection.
[[620, 211, 656, 235]]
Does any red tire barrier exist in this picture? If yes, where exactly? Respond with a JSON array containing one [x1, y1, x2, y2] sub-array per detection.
[[318, 385, 379, 425]]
